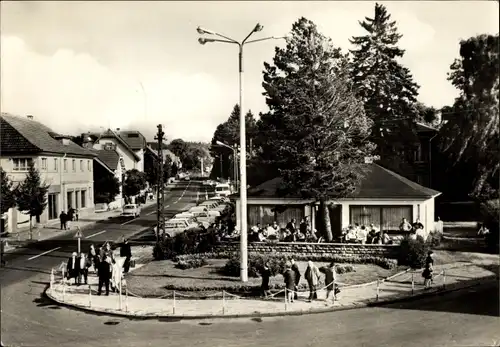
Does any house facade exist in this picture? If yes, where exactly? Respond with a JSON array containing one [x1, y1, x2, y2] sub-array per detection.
[[0, 113, 96, 232], [89, 129, 141, 172], [118, 131, 147, 172], [232, 163, 441, 238], [91, 148, 125, 209]]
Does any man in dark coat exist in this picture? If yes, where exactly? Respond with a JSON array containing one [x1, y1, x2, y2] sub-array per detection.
[[59, 211, 67, 230], [97, 255, 112, 295], [120, 238, 132, 273], [283, 263, 296, 303], [290, 258, 301, 300], [66, 252, 80, 285], [319, 262, 339, 303]]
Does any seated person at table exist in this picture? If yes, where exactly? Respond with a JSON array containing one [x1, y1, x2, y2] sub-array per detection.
[[257, 230, 266, 242], [412, 219, 424, 232], [357, 225, 368, 244], [367, 225, 378, 243], [345, 226, 357, 243], [265, 222, 280, 237], [305, 229, 318, 243], [295, 230, 306, 242], [381, 231, 392, 245]]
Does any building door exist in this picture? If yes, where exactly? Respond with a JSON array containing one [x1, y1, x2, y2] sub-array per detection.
[[48, 193, 58, 220], [67, 191, 73, 209]]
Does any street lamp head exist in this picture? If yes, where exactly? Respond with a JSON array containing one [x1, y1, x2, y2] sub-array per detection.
[[253, 23, 264, 32], [198, 37, 208, 45], [197, 26, 215, 35]]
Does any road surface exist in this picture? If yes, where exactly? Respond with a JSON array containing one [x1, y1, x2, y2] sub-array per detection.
[[0, 181, 202, 346], [1, 182, 499, 347]]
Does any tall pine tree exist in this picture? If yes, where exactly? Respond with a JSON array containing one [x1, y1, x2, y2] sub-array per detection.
[[256, 17, 375, 241], [0, 168, 16, 214], [350, 3, 420, 174]]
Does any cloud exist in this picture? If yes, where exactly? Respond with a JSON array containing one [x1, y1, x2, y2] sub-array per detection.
[[0, 35, 227, 141]]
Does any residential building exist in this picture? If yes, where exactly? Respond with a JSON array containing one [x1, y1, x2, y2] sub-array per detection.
[[118, 130, 147, 172], [91, 147, 125, 209], [146, 141, 181, 168], [0, 113, 96, 233], [88, 129, 141, 172], [232, 163, 441, 238]]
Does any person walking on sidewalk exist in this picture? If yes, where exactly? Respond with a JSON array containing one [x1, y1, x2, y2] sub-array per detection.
[[88, 244, 99, 273], [305, 261, 321, 302], [66, 252, 80, 285], [283, 262, 296, 303], [120, 238, 132, 273], [59, 211, 68, 230], [97, 254, 112, 296], [260, 262, 271, 298], [79, 253, 90, 285], [290, 258, 301, 300], [320, 262, 339, 303], [423, 251, 434, 289]]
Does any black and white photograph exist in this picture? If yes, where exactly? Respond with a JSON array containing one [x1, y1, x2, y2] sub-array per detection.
[[0, 1, 498, 346]]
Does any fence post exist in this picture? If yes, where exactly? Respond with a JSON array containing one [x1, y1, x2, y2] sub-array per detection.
[[442, 270, 446, 289], [173, 291, 176, 315], [411, 272, 415, 295], [332, 281, 336, 304], [284, 288, 288, 311], [62, 268, 66, 301], [222, 291, 226, 315], [118, 277, 122, 310], [89, 285, 92, 308], [376, 279, 380, 301], [50, 268, 54, 291], [125, 286, 128, 312]]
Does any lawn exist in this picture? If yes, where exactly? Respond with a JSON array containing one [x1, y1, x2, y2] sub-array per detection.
[[124, 259, 405, 298]]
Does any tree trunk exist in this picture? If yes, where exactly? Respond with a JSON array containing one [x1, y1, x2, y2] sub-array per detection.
[[29, 215, 33, 241], [319, 198, 333, 242]]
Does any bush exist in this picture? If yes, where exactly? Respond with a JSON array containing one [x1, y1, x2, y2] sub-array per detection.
[[152, 229, 219, 260], [398, 236, 431, 269], [220, 254, 287, 278], [427, 231, 443, 248], [336, 265, 355, 274], [175, 258, 209, 270], [480, 199, 499, 253]]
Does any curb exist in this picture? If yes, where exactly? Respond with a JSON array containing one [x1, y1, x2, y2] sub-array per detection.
[[44, 275, 498, 320]]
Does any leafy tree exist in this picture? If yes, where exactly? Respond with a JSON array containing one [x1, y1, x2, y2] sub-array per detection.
[[94, 175, 121, 204], [349, 3, 420, 174], [163, 155, 173, 180], [171, 161, 179, 177], [257, 17, 375, 242], [209, 104, 257, 179], [168, 139, 189, 162], [0, 168, 16, 214], [123, 169, 147, 198], [439, 34, 499, 200], [15, 161, 50, 236]]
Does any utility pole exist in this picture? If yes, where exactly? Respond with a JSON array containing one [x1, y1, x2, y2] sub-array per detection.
[[200, 157, 204, 177], [155, 125, 166, 242]]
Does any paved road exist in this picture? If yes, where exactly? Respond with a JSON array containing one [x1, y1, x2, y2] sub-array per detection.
[[0, 181, 203, 347]]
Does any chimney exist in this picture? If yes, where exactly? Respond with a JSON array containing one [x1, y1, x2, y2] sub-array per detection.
[[116, 128, 120, 132], [27, 115, 33, 120]]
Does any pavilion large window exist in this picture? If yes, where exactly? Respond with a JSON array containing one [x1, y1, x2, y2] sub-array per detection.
[[349, 205, 413, 232], [247, 205, 304, 229]]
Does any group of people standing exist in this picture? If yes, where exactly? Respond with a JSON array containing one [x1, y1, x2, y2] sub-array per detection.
[[65, 239, 132, 296], [59, 207, 79, 230], [260, 258, 340, 304]]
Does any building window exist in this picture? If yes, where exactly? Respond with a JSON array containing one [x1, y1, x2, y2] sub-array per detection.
[[54, 158, 58, 171], [41, 158, 48, 170], [12, 158, 33, 171], [350, 205, 413, 232], [64, 159, 68, 171], [80, 160, 84, 171], [81, 190, 86, 208], [72, 159, 76, 171], [87, 160, 91, 171], [413, 144, 422, 162]]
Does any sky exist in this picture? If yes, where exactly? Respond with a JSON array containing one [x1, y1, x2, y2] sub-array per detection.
[[1, 1, 498, 143]]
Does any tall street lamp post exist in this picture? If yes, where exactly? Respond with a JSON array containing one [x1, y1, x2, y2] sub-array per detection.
[[197, 24, 284, 282]]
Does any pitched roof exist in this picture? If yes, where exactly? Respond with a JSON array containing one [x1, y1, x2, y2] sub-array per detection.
[[0, 113, 96, 157], [416, 122, 438, 133], [145, 145, 180, 164], [97, 129, 141, 161], [92, 149, 120, 171], [118, 131, 147, 150], [242, 163, 441, 200]]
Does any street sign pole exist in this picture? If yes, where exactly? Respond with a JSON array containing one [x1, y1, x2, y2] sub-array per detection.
[[78, 236, 81, 254], [74, 227, 83, 254]]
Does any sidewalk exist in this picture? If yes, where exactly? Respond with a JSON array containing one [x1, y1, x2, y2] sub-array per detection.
[[1, 199, 157, 252], [46, 261, 498, 319]]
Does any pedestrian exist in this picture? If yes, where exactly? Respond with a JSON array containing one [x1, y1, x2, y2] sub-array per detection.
[[260, 262, 271, 298], [88, 244, 99, 273], [290, 258, 301, 300], [97, 254, 112, 296], [66, 252, 79, 285], [59, 211, 67, 230], [120, 238, 132, 273], [283, 262, 296, 303], [304, 260, 321, 302], [320, 262, 338, 303], [422, 251, 434, 289], [67, 207, 75, 222], [79, 253, 90, 285], [74, 208, 79, 222]]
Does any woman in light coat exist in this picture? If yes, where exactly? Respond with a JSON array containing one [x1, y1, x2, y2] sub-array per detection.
[[304, 261, 321, 301]]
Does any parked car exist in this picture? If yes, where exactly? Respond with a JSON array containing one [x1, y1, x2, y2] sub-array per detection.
[[169, 217, 207, 230], [189, 206, 208, 213], [164, 220, 191, 237], [215, 183, 231, 197], [200, 200, 229, 215], [191, 211, 220, 224], [121, 204, 141, 218]]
